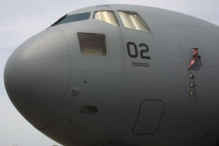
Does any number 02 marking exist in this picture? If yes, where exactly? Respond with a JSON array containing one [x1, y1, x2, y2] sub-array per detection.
[[127, 42, 151, 59]]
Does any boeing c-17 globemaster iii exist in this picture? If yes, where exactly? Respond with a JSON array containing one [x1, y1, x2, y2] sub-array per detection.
[[4, 4, 219, 146]]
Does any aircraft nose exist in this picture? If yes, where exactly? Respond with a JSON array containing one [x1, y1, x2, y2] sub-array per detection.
[[4, 29, 71, 128]]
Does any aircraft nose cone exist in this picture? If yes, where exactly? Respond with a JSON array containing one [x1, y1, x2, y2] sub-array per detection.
[[4, 29, 71, 128]]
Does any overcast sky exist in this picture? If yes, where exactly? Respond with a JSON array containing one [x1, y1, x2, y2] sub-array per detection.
[[0, 0, 219, 146]]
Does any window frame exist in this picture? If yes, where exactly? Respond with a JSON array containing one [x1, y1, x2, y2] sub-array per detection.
[[77, 32, 107, 56], [50, 12, 91, 27]]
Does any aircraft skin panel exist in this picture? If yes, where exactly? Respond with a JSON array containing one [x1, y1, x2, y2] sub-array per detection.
[[133, 100, 164, 135], [4, 4, 219, 146], [4, 28, 71, 128]]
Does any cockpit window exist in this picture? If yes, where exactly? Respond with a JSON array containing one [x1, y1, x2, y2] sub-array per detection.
[[77, 33, 106, 55], [51, 12, 90, 27], [118, 11, 150, 32], [94, 11, 119, 26]]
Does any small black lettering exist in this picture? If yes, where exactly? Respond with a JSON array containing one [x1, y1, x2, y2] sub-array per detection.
[[132, 62, 149, 68]]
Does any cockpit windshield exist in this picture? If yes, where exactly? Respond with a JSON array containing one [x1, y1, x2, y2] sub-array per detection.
[[118, 11, 150, 32], [51, 12, 90, 27], [94, 11, 119, 26]]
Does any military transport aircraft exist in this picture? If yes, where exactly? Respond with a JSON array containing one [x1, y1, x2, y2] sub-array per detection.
[[4, 4, 219, 146]]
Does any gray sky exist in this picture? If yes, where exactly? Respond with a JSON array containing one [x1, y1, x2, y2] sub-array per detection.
[[0, 0, 218, 145]]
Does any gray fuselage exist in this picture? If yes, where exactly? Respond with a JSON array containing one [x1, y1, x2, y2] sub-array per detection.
[[4, 4, 219, 146]]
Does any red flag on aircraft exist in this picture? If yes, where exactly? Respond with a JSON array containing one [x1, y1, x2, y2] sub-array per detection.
[[188, 48, 198, 69]]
